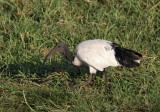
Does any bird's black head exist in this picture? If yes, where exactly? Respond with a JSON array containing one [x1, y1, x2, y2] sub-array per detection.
[[43, 42, 73, 64], [52, 43, 68, 54]]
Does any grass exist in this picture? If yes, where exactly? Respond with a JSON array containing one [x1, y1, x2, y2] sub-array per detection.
[[0, 0, 160, 111]]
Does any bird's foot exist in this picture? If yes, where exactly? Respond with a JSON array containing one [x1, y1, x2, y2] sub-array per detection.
[[72, 80, 92, 89], [71, 73, 93, 89]]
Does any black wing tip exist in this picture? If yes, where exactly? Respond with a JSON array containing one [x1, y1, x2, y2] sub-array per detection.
[[123, 62, 140, 68], [133, 52, 142, 58], [111, 42, 142, 58], [112, 44, 142, 68]]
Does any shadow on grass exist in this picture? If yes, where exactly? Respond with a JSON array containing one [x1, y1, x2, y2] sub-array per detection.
[[0, 57, 89, 84]]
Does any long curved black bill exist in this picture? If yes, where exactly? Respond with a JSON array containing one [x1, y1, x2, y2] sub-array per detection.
[[43, 48, 59, 64]]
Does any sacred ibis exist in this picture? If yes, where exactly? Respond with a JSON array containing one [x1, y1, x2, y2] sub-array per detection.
[[43, 39, 142, 91]]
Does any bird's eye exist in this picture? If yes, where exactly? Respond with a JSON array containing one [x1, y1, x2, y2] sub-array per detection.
[[57, 45, 61, 48]]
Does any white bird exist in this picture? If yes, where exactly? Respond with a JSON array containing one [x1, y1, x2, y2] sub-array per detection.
[[43, 39, 142, 91]]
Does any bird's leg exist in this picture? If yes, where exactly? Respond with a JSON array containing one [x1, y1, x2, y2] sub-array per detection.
[[73, 73, 93, 88], [104, 70, 108, 93]]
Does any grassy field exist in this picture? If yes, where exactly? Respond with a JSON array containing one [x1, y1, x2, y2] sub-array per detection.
[[0, 0, 160, 111]]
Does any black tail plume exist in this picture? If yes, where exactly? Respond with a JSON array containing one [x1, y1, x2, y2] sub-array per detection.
[[112, 43, 142, 68]]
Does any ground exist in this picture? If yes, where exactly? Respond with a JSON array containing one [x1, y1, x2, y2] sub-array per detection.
[[0, 0, 160, 112]]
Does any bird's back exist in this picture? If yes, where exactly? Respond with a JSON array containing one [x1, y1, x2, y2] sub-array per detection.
[[73, 39, 142, 71], [76, 39, 112, 49], [74, 39, 120, 71]]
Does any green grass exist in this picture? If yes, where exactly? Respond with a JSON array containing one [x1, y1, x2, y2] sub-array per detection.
[[0, 0, 160, 111]]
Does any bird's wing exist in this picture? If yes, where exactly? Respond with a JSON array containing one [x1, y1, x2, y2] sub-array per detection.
[[77, 44, 117, 71]]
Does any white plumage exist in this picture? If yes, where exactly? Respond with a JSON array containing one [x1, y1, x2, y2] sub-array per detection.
[[43, 39, 142, 90], [73, 39, 120, 74]]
